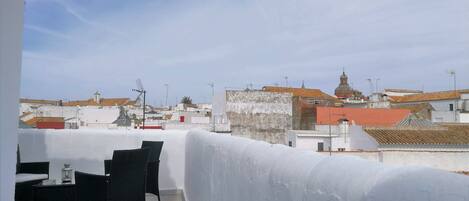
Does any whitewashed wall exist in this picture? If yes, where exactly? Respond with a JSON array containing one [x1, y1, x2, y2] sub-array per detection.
[[0, 1, 23, 200], [382, 151, 469, 172], [18, 129, 187, 190], [185, 130, 469, 201]]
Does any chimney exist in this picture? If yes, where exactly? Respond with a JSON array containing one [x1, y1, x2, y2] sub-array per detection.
[[94, 91, 101, 104]]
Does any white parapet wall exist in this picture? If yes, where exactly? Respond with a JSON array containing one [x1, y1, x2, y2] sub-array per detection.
[[185, 130, 469, 201], [18, 129, 187, 191]]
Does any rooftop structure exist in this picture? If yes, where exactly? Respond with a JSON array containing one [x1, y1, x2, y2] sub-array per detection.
[[334, 71, 364, 100], [315, 107, 411, 127], [20, 98, 62, 106], [63, 91, 137, 107], [384, 88, 423, 97]]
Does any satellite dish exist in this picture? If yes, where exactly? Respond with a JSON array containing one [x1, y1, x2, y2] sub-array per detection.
[[136, 79, 144, 91], [132, 79, 147, 129]]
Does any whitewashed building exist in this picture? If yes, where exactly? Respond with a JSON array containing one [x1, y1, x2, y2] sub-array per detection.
[[391, 90, 469, 123]]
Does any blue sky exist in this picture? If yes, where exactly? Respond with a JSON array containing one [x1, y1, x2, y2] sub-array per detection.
[[21, 0, 469, 105]]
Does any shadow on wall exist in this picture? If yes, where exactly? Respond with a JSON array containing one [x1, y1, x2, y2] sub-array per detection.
[[159, 151, 176, 190]]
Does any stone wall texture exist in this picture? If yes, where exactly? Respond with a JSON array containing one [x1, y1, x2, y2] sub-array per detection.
[[226, 90, 292, 144]]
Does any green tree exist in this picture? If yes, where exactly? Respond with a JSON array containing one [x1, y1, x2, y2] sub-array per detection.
[[181, 96, 193, 104]]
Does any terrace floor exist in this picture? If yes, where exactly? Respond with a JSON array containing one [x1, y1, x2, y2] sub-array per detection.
[[158, 192, 184, 201]]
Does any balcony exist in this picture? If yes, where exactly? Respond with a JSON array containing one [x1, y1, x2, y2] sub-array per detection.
[[16, 128, 469, 201]]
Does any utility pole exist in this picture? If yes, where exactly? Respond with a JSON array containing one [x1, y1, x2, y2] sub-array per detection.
[[448, 70, 457, 122], [367, 79, 374, 95], [375, 78, 381, 93], [208, 82, 215, 97], [208, 82, 215, 132], [164, 84, 169, 107], [284, 76, 289, 87]]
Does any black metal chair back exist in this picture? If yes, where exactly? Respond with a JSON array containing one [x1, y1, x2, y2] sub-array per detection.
[[141, 141, 163, 163], [108, 148, 150, 201], [141, 141, 163, 199], [75, 171, 108, 201]]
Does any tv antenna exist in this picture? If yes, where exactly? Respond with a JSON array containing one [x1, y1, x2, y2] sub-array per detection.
[[132, 79, 146, 129]]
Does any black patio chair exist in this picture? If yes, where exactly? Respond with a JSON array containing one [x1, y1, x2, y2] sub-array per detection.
[[75, 171, 108, 201], [104, 141, 163, 201], [76, 148, 150, 201], [141, 141, 164, 201], [15, 145, 50, 201]]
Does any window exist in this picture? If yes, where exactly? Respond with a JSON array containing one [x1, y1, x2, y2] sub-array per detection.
[[288, 141, 293, 147], [317, 142, 324, 152], [338, 148, 346, 152], [450, 104, 454, 111]]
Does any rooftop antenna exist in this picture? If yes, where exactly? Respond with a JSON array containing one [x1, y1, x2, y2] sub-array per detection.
[[446, 70, 456, 91], [132, 79, 146, 130], [367, 78, 374, 95], [164, 84, 169, 107], [375, 78, 381, 93], [208, 82, 215, 97], [447, 70, 457, 121]]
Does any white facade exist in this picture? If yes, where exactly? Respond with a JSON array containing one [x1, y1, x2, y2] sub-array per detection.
[[78, 107, 120, 128], [396, 98, 469, 123], [288, 125, 378, 152], [0, 1, 23, 200], [19, 104, 125, 129], [367, 93, 391, 108]]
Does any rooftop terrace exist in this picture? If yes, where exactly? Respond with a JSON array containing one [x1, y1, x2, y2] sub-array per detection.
[[16, 129, 469, 201]]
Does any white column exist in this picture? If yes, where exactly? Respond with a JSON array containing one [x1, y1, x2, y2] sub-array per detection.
[[0, 0, 24, 200]]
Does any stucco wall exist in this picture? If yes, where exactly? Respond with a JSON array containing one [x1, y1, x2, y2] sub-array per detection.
[[325, 150, 469, 172], [226, 90, 292, 144], [381, 151, 469, 172], [185, 130, 469, 201]]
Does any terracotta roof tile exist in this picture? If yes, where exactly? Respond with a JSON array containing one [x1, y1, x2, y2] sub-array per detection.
[[365, 124, 469, 145], [262, 86, 337, 100], [390, 89, 469, 103], [391, 103, 434, 113], [25, 117, 64, 126], [63, 98, 136, 107], [384, 89, 423, 93], [20, 98, 61, 105], [316, 107, 410, 127]]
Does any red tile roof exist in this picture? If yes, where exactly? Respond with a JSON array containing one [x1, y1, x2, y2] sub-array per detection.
[[20, 98, 61, 105], [316, 107, 410, 127], [365, 124, 469, 145], [262, 86, 337, 100], [63, 98, 136, 107], [390, 89, 469, 103]]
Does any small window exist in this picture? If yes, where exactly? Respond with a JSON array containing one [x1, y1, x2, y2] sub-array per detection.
[[288, 141, 293, 147], [338, 148, 345, 152], [450, 104, 454, 111], [317, 142, 324, 152]]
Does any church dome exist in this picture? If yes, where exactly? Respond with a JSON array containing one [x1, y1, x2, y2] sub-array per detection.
[[335, 71, 354, 98]]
